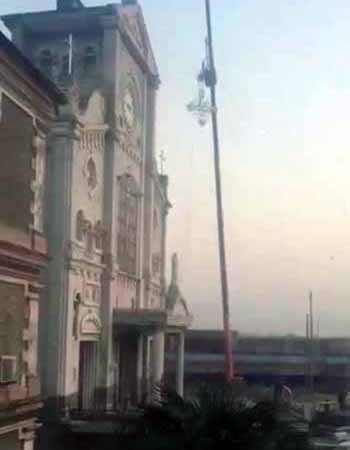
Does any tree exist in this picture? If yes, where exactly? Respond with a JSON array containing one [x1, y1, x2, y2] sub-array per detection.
[[116, 383, 313, 450]]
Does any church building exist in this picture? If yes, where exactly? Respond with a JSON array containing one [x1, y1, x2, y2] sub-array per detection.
[[2, 0, 192, 445], [0, 31, 66, 450]]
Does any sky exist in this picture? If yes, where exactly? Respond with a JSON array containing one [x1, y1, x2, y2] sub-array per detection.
[[2, 1, 350, 336]]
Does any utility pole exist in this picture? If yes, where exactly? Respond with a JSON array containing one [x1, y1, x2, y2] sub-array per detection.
[[305, 313, 310, 390], [187, 0, 234, 382], [309, 291, 315, 411], [204, 0, 234, 382]]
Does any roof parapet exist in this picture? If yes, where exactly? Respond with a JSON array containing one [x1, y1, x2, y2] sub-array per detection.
[[57, 0, 85, 11]]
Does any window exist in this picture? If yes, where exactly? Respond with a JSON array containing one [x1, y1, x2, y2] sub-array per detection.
[[83, 46, 97, 76], [76, 210, 85, 241], [0, 311, 14, 358], [117, 175, 138, 275], [39, 49, 53, 78], [95, 220, 103, 250], [0, 283, 25, 383]]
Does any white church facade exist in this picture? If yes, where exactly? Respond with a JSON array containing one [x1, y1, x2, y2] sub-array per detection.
[[2, 0, 192, 433]]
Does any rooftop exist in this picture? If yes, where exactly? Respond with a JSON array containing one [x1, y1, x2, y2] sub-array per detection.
[[2, 0, 159, 82]]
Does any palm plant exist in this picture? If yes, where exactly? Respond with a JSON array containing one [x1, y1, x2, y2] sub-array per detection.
[[116, 383, 313, 450]]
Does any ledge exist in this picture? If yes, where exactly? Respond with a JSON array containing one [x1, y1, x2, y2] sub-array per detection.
[[0, 380, 41, 412], [167, 313, 193, 329], [114, 308, 167, 329], [113, 308, 193, 331]]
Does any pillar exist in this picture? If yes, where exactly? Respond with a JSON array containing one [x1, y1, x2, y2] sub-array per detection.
[[176, 332, 185, 397], [152, 330, 165, 384], [144, 336, 152, 402], [136, 334, 144, 403]]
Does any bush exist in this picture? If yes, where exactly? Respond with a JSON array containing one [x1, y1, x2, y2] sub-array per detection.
[[116, 383, 313, 450]]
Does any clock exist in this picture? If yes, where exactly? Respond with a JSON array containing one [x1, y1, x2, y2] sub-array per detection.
[[123, 88, 136, 129]]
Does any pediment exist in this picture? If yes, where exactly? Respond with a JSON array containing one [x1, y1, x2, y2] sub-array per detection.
[[118, 3, 159, 79]]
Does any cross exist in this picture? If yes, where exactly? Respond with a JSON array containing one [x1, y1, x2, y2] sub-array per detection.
[[159, 150, 166, 175], [64, 34, 74, 75]]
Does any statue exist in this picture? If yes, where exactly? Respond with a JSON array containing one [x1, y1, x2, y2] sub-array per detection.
[[166, 253, 191, 322], [171, 253, 179, 285]]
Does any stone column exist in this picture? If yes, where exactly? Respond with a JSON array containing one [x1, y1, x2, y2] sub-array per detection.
[[160, 176, 169, 309], [142, 84, 157, 309], [99, 13, 119, 411], [152, 330, 165, 385], [143, 336, 151, 402], [176, 332, 185, 397], [136, 334, 144, 403], [45, 105, 80, 404]]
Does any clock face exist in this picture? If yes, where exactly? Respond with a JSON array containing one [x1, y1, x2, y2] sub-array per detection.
[[123, 89, 135, 129]]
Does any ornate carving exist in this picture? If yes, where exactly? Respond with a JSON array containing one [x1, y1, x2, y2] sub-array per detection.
[[122, 88, 135, 129], [76, 210, 90, 241], [80, 127, 107, 152], [84, 283, 100, 305], [75, 210, 105, 257], [80, 310, 101, 335], [116, 119, 141, 163], [83, 157, 98, 199], [116, 74, 142, 163]]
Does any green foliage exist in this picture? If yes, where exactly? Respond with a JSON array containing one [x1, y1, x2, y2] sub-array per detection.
[[116, 383, 313, 450]]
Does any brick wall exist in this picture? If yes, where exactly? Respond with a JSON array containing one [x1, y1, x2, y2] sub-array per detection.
[[0, 94, 33, 234]]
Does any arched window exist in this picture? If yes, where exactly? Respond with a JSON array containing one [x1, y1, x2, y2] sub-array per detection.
[[39, 49, 53, 78], [117, 174, 138, 275], [83, 46, 97, 76]]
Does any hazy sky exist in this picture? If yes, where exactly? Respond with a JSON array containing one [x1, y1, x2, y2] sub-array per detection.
[[2, 1, 350, 336]]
